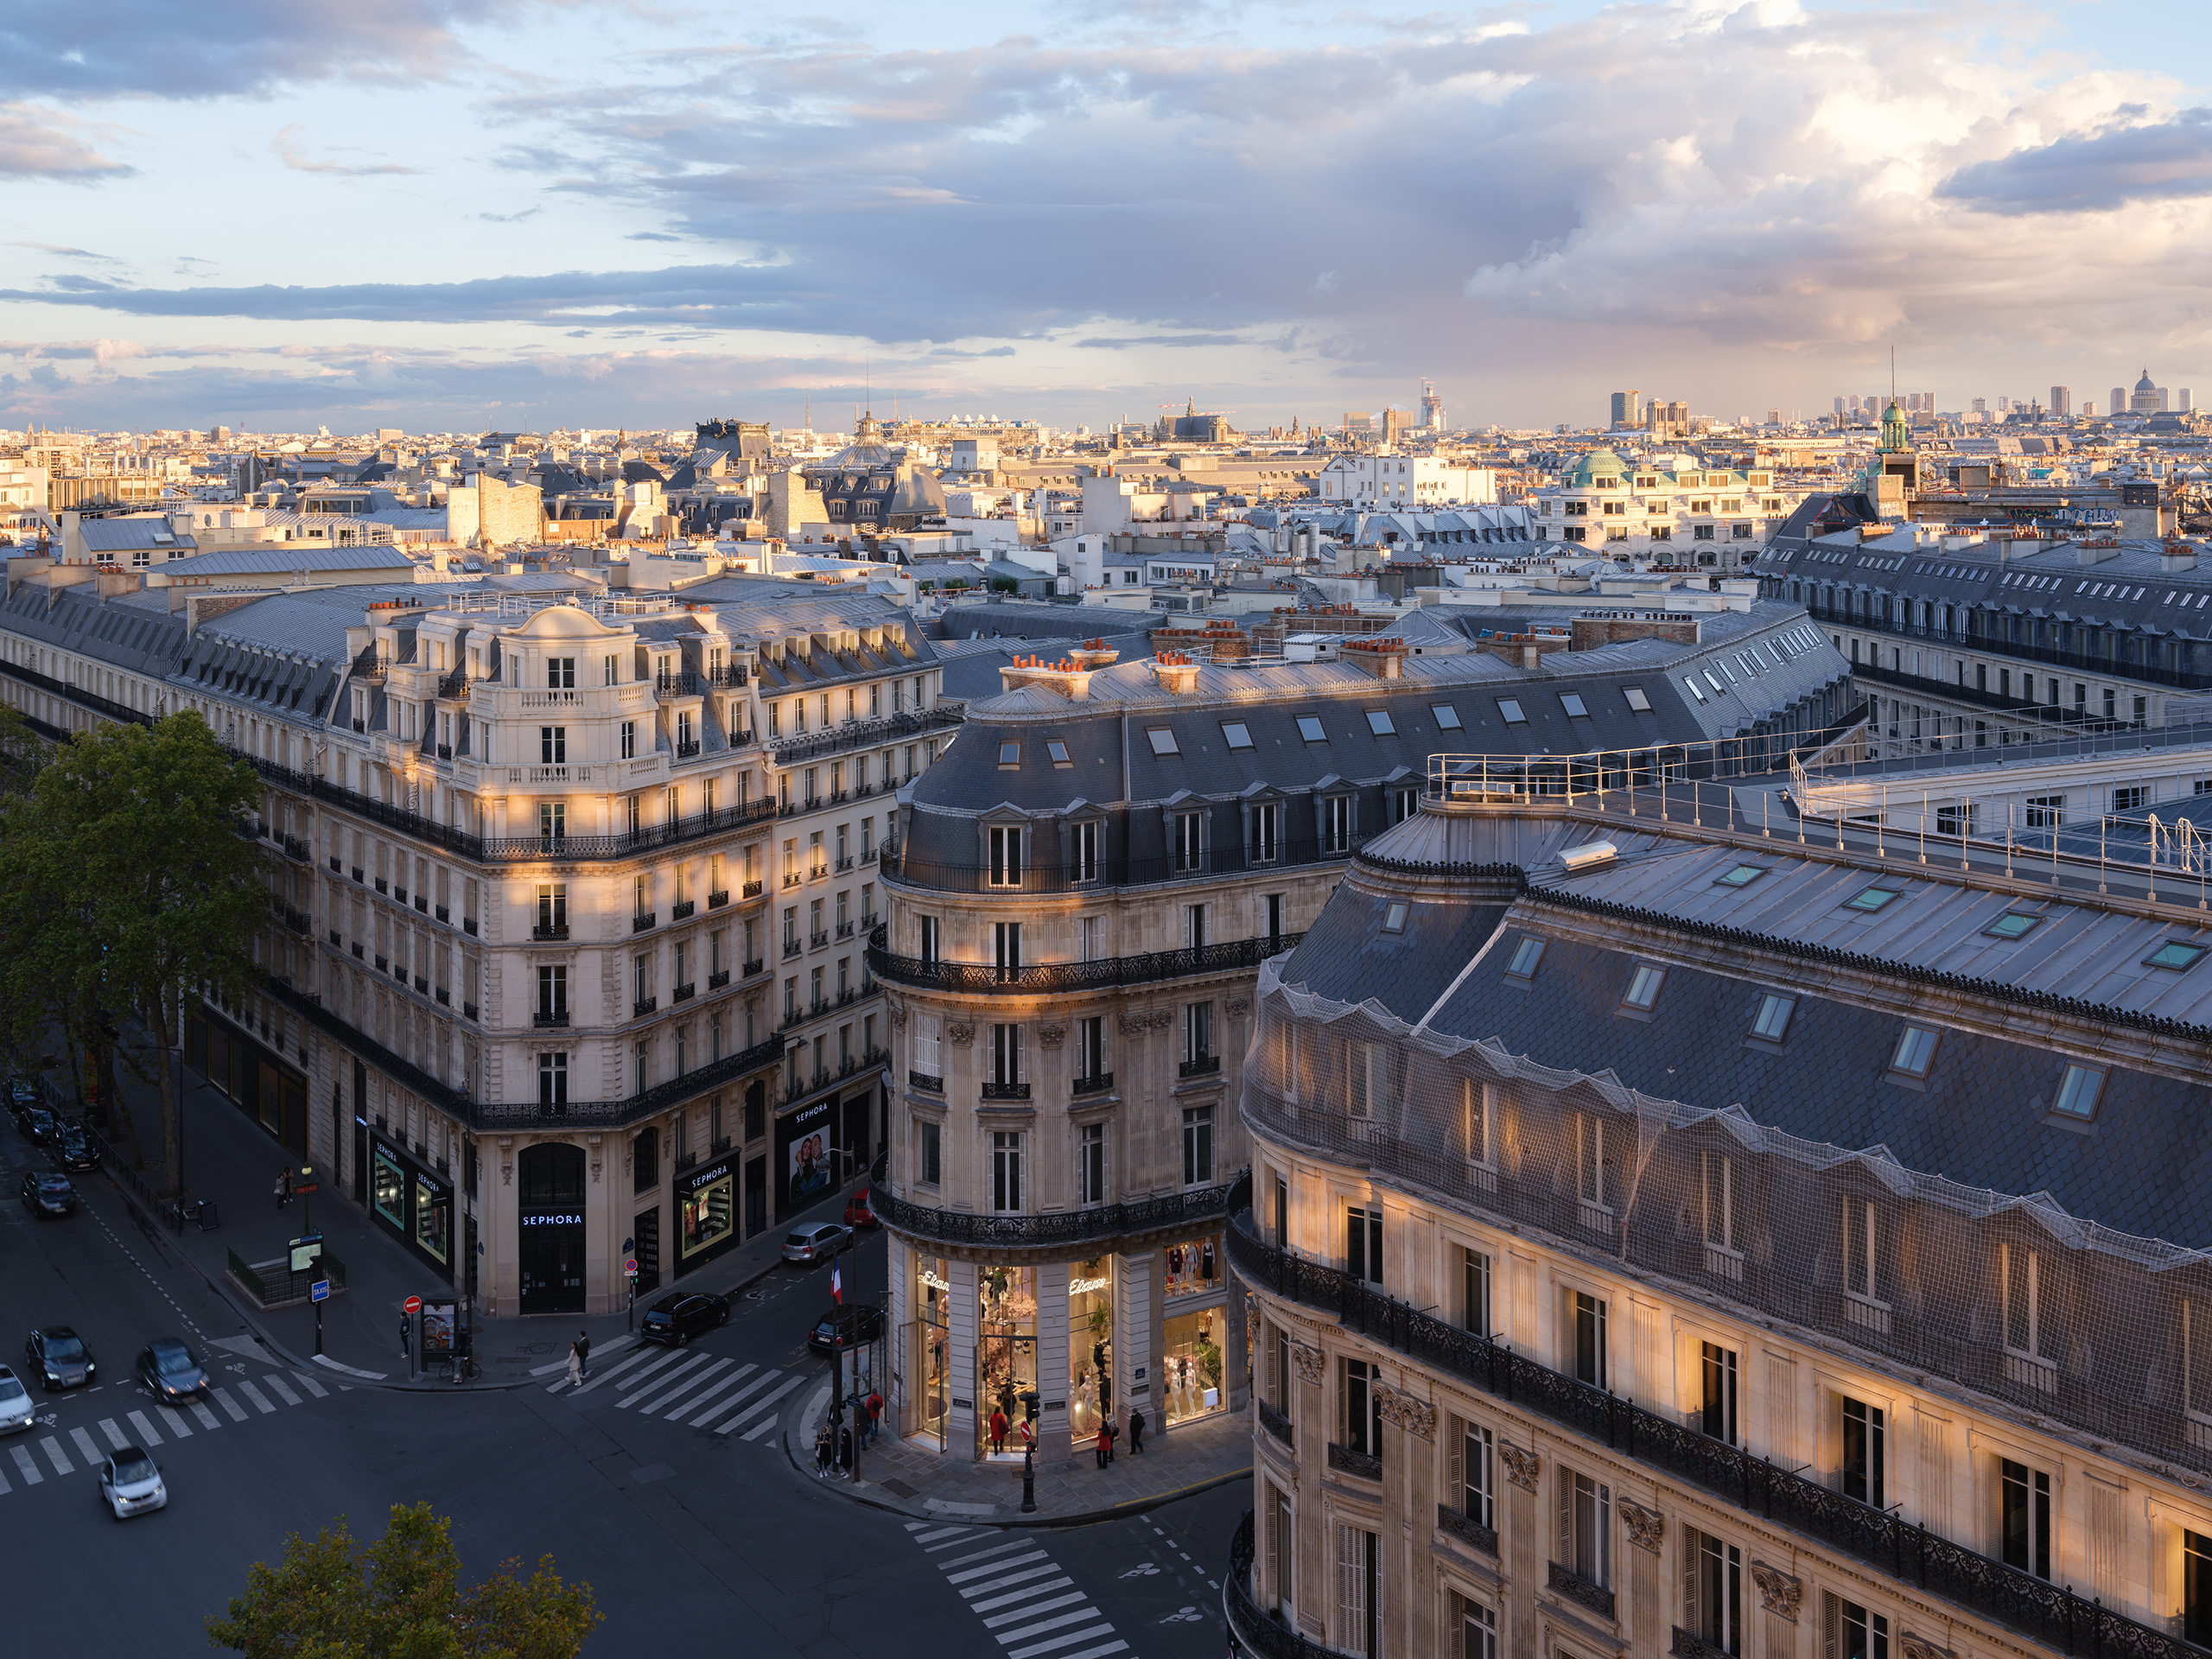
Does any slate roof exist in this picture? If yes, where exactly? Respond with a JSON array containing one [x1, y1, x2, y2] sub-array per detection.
[[79, 518, 196, 555], [157, 544, 420, 577]]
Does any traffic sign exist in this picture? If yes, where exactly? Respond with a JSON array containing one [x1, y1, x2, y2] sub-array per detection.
[[403, 1294, 423, 1315], [294, 1182, 320, 1195], [289, 1234, 323, 1273], [310, 1280, 330, 1303], [625, 1257, 638, 1275]]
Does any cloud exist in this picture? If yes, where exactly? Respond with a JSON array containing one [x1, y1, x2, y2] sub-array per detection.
[[927, 345, 1017, 359], [1076, 334, 1252, 350], [1939, 106, 2212, 213], [0, 103, 130, 178], [625, 231, 683, 241], [8, 241, 124, 264], [0, 337, 153, 368], [271, 123, 425, 176], [476, 207, 542, 222]]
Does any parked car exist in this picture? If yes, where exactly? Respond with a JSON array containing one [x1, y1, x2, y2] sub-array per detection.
[[806, 1303, 886, 1355], [135, 1338, 209, 1402], [637, 1292, 733, 1346], [0, 1364, 33, 1433], [99, 1447, 167, 1520], [21, 1171, 76, 1217], [25, 1326, 95, 1391], [18, 1105, 56, 1145], [780, 1223, 854, 1265], [843, 1186, 879, 1229], [6, 1079, 40, 1125], [51, 1127, 99, 1172]]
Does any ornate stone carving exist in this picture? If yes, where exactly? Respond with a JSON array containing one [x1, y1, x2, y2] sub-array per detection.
[[1225, 994, 1252, 1017], [1375, 1384, 1436, 1440], [1901, 1634, 1955, 1659], [1289, 1341, 1327, 1386], [1118, 1008, 1173, 1035], [890, 1005, 908, 1031], [1619, 1499, 1663, 1554], [1037, 1024, 1068, 1049], [1750, 1560, 1802, 1622], [1245, 1292, 1260, 1354], [945, 1021, 976, 1046], [590, 1158, 602, 1185], [1497, 1441, 1541, 1492], [501, 1161, 512, 1187]]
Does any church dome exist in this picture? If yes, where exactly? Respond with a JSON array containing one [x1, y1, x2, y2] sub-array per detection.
[[2137, 368, 2158, 392]]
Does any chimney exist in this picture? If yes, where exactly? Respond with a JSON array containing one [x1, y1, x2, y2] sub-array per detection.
[[2162, 541, 2199, 574], [1149, 650, 1200, 694], [998, 652, 1096, 701], [1341, 637, 1408, 678]]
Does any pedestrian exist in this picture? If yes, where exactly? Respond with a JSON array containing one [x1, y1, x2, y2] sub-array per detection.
[[575, 1330, 590, 1379], [988, 1406, 1009, 1454], [274, 1167, 290, 1210], [1128, 1407, 1146, 1454], [1095, 1422, 1112, 1470], [839, 1426, 854, 1471], [565, 1344, 582, 1389], [866, 1389, 884, 1444], [816, 1426, 834, 1478]]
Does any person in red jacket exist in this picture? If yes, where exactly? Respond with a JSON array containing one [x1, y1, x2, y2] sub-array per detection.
[[1095, 1422, 1112, 1469], [989, 1407, 1009, 1453]]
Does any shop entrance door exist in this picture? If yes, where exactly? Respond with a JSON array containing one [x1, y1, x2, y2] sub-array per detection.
[[976, 1333, 1036, 1457], [353, 1117, 368, 1205], [744, 1157, 766, 1238], [842, 1092, 870, 1181], [518, 1225, 584, 1314], [517, 1144, 587, 1315]]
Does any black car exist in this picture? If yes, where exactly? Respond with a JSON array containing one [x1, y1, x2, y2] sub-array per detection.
[[19, 1105, 56, 1145], [51, 1127, 99, 1172], [638, 1292, 732, 1345], [807, 1303, 886, 1356], [136, 1338, 209, 1402], [26, 1326, 96, 1391], [21, 1172, 76, 1217], [6, 1080, 39, 1124]]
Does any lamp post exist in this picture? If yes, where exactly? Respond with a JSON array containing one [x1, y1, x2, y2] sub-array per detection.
[[1019, 1389, 1039, 1513]]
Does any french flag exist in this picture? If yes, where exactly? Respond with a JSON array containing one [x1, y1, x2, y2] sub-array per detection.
[[831, 1261, 843, 1305]]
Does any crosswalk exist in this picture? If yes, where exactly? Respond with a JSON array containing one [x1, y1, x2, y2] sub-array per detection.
[[548, 1344, 804, 1440], [0, 1369, 341, 1497], [906, 1519, 1132, 1659]]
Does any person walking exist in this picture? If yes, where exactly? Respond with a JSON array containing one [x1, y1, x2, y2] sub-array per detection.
[[988, 1406, 1009, 1454], [575, 1330, 590, 1379], [274, 1167, 291, 1210], [1128, 1407, 1146, 1454], [815, 1425, 835, 1478], [866, 1389, 884, 1445], [1095, 1421, 1112, 1470], [564, 1344, 582, 1389], [838, 1425, 855, 1472]]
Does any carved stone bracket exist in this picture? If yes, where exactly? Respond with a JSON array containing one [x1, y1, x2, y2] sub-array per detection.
[[945, 1021, 976, 1046], [890, 1005, 908, 1031], [1750, 1560, 1802, 1622], [1375, 1383, 1437, 1440], [1497, 1441, 1541, 1492], [1118, 1008, 1173, 1035], [1901, 1634, 1956, 1659], [1037, 1024, 1068, 1049], [1225, 994, 1252, 1017], [1619, 1499, 1663, 1554], [1289, 1341, 1327, 1386]]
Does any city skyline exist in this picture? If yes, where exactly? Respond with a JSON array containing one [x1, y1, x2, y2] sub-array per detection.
[[0, 0, 2207, 431]]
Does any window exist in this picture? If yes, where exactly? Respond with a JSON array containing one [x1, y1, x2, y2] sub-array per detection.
[[917, 915, 939, 963], [1347, 1205, 1382, 1284], [620, 720, 636, 760], [2116, 785, 2148, 814], [1296, 715, 1326, 742], [1624, 686, 1652, 712], [546, 656, 575, 690], [1432, 703, 1462, 731], [1453, 1417, 1496, 1529], [918, 1116, 942, 1185], [1507, 937, 1545, 978], [2052, 1063, 2104, 1119], [1345, 1039, 1379, 1118], [988, 825, 1023, 887], [1221, 721, 1253, 750], [993, 920, 1022, 980], [1182, 1106, 1213, 1185], [2146, 940, 2208, 970], [1936, 803, 1979, 838], [1183, 1001, 1214, 1070], [1558, 1467, 1611, 1587], [1342, 1357, 1382, 1456], [1253, 802, 1279, 863], [1365, 709, 1395, 735], [2186, 1531, 2212, 1648], [1173, 810, 1203, 873], [1146, 726, 1179, 756], [1684, 675, 1707, 702], [1459, 1244, 1492, 1335], [990, 1132, 1022, 1211], [1322, 795, 1351, 854], [1071, 818, 1101, 883], [536, 883, 567, 934], [2025, 794, 2065, 829], [1844, 885, 1899, 912], [1713, 863, 1765, 887], [539, 803, 566, 846], [1046, 741, 1071, 767], [1497, 698, 1526, 723], [990, 1023, 1023, 1089], [1078, 1122, 1105, 1204], [998, 742, 1020, 770], [537, 965, 567, 1019], [1622, 963, 1664, 1010], [1891, 1025, 1937, 1078], [2001, 1459, 2052, 1580], [1841, 1395, 1885, 1506], [1686, 1529, 1743, 1656], [1560, 693, 1589, 718], [1751, 993, 1794, 1040], [1832, 1595, 1891, 1659], [1985, 912, 2040, 940], [1700, 1342, 1738, 1444], [537, 1052, 568, 1107], [1570, 1290, 1607, 1387], [1381, 901, 1407, 934]]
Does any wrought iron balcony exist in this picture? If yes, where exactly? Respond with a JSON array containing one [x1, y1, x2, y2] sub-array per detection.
[[1549, 1563, 1614, 1621], [671, 899, 695, 921], [1256, 1397, 1293, 1446], [873, 1176, 1236, 1249], [672, 983, 696, 1003], [742, 880, 764, 899], [1071, 1073, 1114, 1096], [633, 912, 656, 932], [981, 1080, 1032, 1102], [1179, 1053, 1222, 1078], [633, 995, 657, 1017], [708, 969, 730, 990], [675, 741, 701, 759], [742, 957, 764, 977], [708, 890, 729, 908], [908, 1071, 944, 1094], [533, 1011, 570, 1028], [1436, 1504, 1497, 1558], [810, 931, 829, 949], [1326, 1442, 1381, 1481], [533, 924, 569, 941], [868, 929, 1304, 997], [282, 835, 309, 862]]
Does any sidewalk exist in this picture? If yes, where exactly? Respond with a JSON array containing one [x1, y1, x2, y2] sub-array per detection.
[[76, 1052, 861, 1391], [786, 1389, 1254, 1528]]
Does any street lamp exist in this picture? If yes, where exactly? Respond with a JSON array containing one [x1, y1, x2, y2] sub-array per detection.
[[1019, 1389, 1039, 1513]]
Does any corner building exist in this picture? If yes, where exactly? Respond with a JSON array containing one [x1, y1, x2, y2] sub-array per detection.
[[1228, 761, 2212, 1659]]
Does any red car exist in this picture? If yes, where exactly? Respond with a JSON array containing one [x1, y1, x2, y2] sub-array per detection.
[[844, 1187, 879, 1229]]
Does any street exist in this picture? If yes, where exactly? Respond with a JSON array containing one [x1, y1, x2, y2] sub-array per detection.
[[0, 1118, 1241, 1654]]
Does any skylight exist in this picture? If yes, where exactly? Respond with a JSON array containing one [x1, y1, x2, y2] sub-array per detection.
[[1366, 709, 1395, 736], [1432, 703, 1462, 730], [1497, 699, 1527, 724], [1891, 1026, 1937, 1077], [2145, 940, 2207, 970], [2052, 1063, 2104, 1119], [1683, 676, 1707, 702], [1751, 993, 1795, 1040], [1221, 721, 1253, 750], [1507, 937, 1545, 977], [1713, 864, 1765, 888], [1624, 687, 1652, 712], [1047, 741, 1071, 767], [1622, 964, 1665, 1010], [1560, 693, 1588, 718], [1296, 715, 1326, 742], [1146, 727, 1179, 756], [998, 743, 1020, 769], [1381, 901, 1408, 934], [1845, 886, 1899, 912], [1985, 912, 2041, 940]]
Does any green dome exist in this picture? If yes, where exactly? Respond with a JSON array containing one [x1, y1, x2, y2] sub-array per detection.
[[1569, 449, 1628, 486]]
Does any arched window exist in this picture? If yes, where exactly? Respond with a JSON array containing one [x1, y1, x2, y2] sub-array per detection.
[[518, 1142, 584, 1205]]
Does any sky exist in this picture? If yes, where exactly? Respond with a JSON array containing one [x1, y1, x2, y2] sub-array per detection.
[[0, 0, 2208, 435]]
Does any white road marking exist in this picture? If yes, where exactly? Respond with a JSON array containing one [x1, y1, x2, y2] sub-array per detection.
[[189, 1400, 221, 1429], [1010, 1634, 1118, 1659], [310, 1355, 387, 1381], [968, 1578, 1075, 1616], [937, 1539, 1032, 1569], [716, 1373, 802, 1434], [531, 1335, 635, 1376], [958, 1565, 1065, 1600], [568, 1345, 672, 1397], [236, 1381, 276, 1414], [126, 1411, 163, 1446], [996, 1609, 1103, 1645], [10, 1445, 41, 1484], [158, 1406, 193, 1437], [683, 1365, 772, 1426], [211, 1388, 249, 1422], [948, 1550, 1049, 1586], [665, 1362, 757, 1420], [99, 1418, 130, 1449], [292, 1371, 328, 1399], [618, 1351, 709, 1408], [633, 1356, 733, 1414], [1051, 1643, 1128, 1659], [41, 1435, 73, 1475], [983, 1592, 1091, 1630], [264, 1375, 302, 1407], [68, 1427, 101, 1465]]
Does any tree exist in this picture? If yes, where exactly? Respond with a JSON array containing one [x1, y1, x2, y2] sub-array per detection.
[[0, 713, 268, 1194], [207, 1502, 600, 1657]]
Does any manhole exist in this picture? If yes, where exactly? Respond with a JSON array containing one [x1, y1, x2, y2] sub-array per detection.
[[522, 1342, 554, 1356]]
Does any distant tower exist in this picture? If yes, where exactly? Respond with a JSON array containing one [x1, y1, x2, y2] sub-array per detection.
[[1609, 390, 1641, 430], [1421, 380, 1445, 431], [2050, 385, 2071, 417]]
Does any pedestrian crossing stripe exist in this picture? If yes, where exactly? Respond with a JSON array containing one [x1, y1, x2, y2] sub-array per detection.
[[913, 1525, 1128, 1659], [0, 1370, 346, 1497]]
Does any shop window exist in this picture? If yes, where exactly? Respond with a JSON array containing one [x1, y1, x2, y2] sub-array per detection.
[[977, 1265, 1037, 1456], [910, 1254, 950, 1450], [372, 1143, 404, 1228], [1070, 1256, 1115, 1444]]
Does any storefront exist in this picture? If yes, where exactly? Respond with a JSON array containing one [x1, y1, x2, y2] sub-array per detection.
[[1068, 1255, 1115, 1444], [976, 1263, 1037, 1459], [676, 1148, 744, 1273], [185, 1005, 308, 1156], [516, 1142, 587, 1315], [1159, 1229, 1228, 1427], [910, 1253, 950, 1450], [367, 1132, 455, 1281], [775, 1092, 840, 1221]]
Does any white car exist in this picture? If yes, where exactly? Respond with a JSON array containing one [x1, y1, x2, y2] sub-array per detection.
[[99, 1447, 167, 1519], [0, 1364, 30, 1433]]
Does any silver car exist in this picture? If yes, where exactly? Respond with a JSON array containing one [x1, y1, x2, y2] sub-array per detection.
[[780, 1223, 853, 1265], [99, 1447, 167, 1520], [0, 1365, 32, 1434]]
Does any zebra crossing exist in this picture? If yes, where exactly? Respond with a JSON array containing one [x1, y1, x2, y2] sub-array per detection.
[[549, 1344, 804, 1440], [0, 1369, 343, 1497], [906, 1519, 1132, 1659]]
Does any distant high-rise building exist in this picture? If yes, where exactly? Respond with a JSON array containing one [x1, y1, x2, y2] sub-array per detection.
[[1610, 390, 1642, 429], [1832, 396, 1845, 416], [1765, 409, 1782, 426], [2050, 385, 2070, 416], [2181, 389, 2194, 412], [1997, 395, 2011, 412], [1380, 408, 1410, 445], [1342, 411, 1374, 439], [1421, 382, 1445, 431], [1971, 397, 1987, 415], [2112, 386, 2130, 417]]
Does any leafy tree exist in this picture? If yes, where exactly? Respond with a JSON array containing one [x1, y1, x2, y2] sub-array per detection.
[[207, 1502, 600, 1657]]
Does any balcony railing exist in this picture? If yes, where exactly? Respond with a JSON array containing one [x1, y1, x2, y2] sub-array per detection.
[[1548, 1563, 1614, 1621], [672, 983, 695, 1003], [1179, 1053, 1221, 1078], [1437, 1504, 1497, 1558], [981, 1080, 1032, 1102], [908, 1071, 944, 1094], [742, 957, 764, 977], [707, 969, 730, 990], [1326, 1442, 1381, 1481], [1071, 1073, 1114, 1096], [533, 924, 569, 942], [1224, 1193, 2200, 1659], [633, 995, 657, 1017], [881, 829, 1363, 894], [1224, 1513, 1357, 1659], [868, 928, 1304, 996], [671, 899, 695, 921], [742, 880, 764, 899], [1256, 1397, 1293, 1447], [767, 706, 960, 766], [708, 890, 729, 909], [633, 913, 656, 932], [873, 1176, 1236, 1249], [533, 1011, 570, 1028]]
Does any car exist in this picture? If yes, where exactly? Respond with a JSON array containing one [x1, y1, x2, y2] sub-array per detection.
[[50, 1126, 99, 1172], [637, 1292, 733, 1346], [806, 1303, 887, 1355], [21, 1171, 76, 1217], [19, 1105, 56, 1144], [6, 1080, 38, 1126], [99, 1447, 167, 1520], [136, 1338, 209, 1402], [780, 1223, 854, 1265], [25, 1326, 95, 1391], [0, 1364, 33, 1433], [843, 1186, 879, 1229]]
